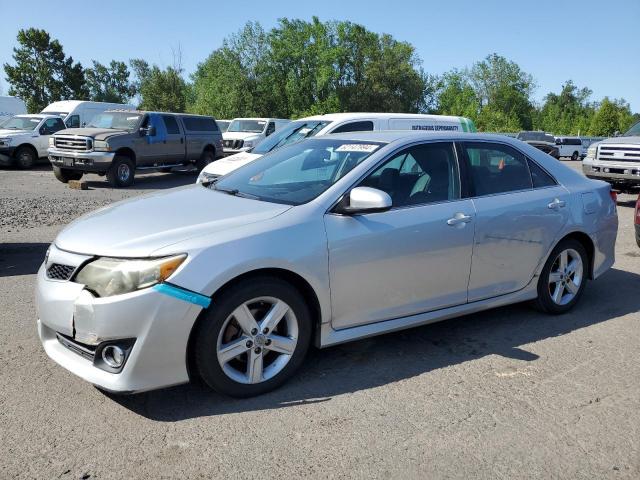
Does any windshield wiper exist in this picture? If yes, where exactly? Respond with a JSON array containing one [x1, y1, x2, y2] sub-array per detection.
[[212, 184, 259, 199]]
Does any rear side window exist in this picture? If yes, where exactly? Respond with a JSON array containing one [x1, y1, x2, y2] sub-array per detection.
[[331, 121, 374, 133], [462, 142, 532, 196], [65, 115, 80, 128], [162, 115, 181, 134], [528, 159, 557, 188], [182, 116, 219, 132]]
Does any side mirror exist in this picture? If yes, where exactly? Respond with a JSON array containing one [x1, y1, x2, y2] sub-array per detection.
[[335, 187, 392, 214], [140, 125, 156, 137]]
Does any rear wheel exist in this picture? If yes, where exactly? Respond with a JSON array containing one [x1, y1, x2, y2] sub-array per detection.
[[106, 156, 135, 187], [534, 239, 588, 314], [196, 149, 215, 171], [52, 166, 83, 183], [194, 277, 312, 397], [15, 146, 37, 169], [571, 151, 579, 161]]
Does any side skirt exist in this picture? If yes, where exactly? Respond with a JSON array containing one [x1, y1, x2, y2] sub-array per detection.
[[319, 280, 538, 348]]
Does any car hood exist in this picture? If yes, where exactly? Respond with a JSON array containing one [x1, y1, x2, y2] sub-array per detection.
[[56, 128, 129, 141], [55, 185, 291, 257], [598, 135, 640, 145], [0, 128, 32, 136], [202, 151, 262, 176], [223, 131, 263, 141]]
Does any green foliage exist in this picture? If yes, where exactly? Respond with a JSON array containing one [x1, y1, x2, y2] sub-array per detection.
[[536, 81, 593, 135], [85, 60, 136, 103], [589, 97, 634, 136], [131, 59, 188, 112], [435, 70, 479, 120], [4, 28, 88, 112]]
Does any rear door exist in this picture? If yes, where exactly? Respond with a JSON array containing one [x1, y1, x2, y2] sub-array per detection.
[[161, 114, 185, 163], [459, 141, 571, 301]]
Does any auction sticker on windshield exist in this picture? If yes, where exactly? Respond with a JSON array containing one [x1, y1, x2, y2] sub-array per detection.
[[335, 144, 380, 153]]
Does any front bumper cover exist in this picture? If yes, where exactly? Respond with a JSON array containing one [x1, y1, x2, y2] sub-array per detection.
[[48, 148, 116, 172]]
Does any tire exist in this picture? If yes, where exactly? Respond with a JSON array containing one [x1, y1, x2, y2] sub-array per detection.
[[106, 156, 135, 188], [571, 151, 579, 161], [194, 276, 312, 397], [52, 166, 83, 183], [534, 238, 588, 314], [14, 146, 37, 169], [159, 167, 173, 173], [195, 149, 215, 171]]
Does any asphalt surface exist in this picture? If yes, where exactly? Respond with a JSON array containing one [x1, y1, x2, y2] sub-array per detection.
[[1, 163, 639, 479]]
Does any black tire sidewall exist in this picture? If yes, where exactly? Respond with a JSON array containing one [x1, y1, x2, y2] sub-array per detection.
[[15, 146, 36, 169], [107, 156, 134, 187], [536, 239, 588, 314], [571, 151, 579, 161], [53, 166, 82, 183], [195, 277, 312, 397], [196, 150, 214, 171]]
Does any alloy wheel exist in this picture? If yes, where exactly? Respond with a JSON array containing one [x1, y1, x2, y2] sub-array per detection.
[[216, 296, 298, 384], [117, 164, 130, 182], [548, 248, 583, 305]]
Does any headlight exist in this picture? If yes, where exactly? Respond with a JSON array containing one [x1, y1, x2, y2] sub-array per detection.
[[196, 171, 219, 185], [587, 145, 597, 159], [0, 137, 12, 146], [75, 254, 186, 297], [48, 137, 54, 147], [93, 140, 110, 152]]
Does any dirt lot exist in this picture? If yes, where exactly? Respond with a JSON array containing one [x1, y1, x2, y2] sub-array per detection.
[[1, 164, 639, 479]]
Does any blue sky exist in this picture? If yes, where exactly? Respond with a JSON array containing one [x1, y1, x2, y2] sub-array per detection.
[[1, 0, 638, 111]]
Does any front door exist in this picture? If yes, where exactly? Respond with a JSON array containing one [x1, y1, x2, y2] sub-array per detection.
[[325, 142, 476, 330], [458, 141, 571, 301], [134, 114, 167, 166]]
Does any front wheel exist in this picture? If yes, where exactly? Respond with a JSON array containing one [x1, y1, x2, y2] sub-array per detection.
[[195, 150, 215, 171], [106, 156, 135, 187], [52, 166, 83, 183], [534, 239, 588, 314], [15, 146, 37, 169], [571, 151, 579, 161], [194, 277, 312, 397]]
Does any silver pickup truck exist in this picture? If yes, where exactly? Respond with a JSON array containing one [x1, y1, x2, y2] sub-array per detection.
[[583, 121, 640, 192], [48, 110, 223, 187]]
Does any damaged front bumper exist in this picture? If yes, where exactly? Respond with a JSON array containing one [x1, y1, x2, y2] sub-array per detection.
[[35, 245, 204, 393]]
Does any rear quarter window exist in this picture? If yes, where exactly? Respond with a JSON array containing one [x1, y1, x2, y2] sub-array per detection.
[[182, 116, 219, 132]]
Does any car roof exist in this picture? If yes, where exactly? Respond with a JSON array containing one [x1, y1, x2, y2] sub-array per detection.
[[299, 112, 470, 122], [320, 130, 514, 144], [14, 114, 56, 119]]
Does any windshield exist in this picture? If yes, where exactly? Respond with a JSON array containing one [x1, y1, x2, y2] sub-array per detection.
[[211, 138, 385, 205], [517, 131, 554, 143], [217, 120, 231, 132], [253, 120, 331, 154], [1, 116, 42, 130], [228, 119, 267, 133], [624, 121, 640, 137], [87, 112, 143, 130]]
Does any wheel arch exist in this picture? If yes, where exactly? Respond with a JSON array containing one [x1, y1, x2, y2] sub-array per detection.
[[114, 147, 136, 165], [551, 230, 595, 279], [14, 142, 38, 158], [185, 267, 323, 380]]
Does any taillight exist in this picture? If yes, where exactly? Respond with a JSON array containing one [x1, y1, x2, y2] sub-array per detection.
[[610, 190, 618, 203], [635, 195, 640, 226]]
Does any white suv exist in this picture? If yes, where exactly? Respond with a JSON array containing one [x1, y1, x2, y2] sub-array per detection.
[[222, 118, 290, 156], [0, 114, 66, 168]]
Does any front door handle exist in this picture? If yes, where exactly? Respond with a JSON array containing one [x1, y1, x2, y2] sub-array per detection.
[[447, 212, 473, 226], [548, 198, 566, 209]]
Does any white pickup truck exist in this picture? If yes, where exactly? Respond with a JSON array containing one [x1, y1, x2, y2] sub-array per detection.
[[583, 121, 640, 192], [0, 114, 66, 168]]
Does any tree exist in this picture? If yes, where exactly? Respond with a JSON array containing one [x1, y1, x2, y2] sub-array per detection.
[[4, 28, 87, 112], [589, 97, 634, 136], [85, 60, 136, 103], [131, 59, 188, 112], [536, 81, 594, 135], [435, 70, 479, 120]]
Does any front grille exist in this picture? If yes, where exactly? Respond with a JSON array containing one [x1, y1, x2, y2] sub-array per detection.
[[56, 333, 96, 361], [223, 139, 244, 149], [597, 145, 640, 162], [46, 263, 76, 280], [54, 136, 91, 152]]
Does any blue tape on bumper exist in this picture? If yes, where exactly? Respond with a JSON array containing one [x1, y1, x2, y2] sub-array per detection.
[[154, 283, 211, 308]]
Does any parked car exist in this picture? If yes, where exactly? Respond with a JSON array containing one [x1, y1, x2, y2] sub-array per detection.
[[555, 136, 585, 161], [223, 118, 290, 156], [0, 96, 27, 125], [635, 194, 640, 247], [42, 100, 135, 128], [198, 112, 477, 183], [0, 114, 66, 168], [517, 131, 560, 159], [582, 121, 640, 193], [48, 110, 223, 187], [216, 120, 231, 132], [36, 131, 617, 396]]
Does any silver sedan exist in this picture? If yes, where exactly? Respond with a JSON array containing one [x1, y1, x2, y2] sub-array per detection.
[[36, 132, 618, 397]]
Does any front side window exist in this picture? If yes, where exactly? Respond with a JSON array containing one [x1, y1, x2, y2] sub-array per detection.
[[42, 117, 66, 134], [65, 115, 80, 128], [462, 142, 533, 196], [331, 121, 374, 134], [359, 142, 459, 207], [212, 138, 384, 205]]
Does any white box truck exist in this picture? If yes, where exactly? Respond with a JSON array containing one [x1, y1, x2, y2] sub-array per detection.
[[41, 100, 135, 128], [0, 96, 27, 126]]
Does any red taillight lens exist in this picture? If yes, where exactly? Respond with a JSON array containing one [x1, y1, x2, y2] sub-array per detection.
[[610, 190, 618, 203], [635, 195, 640, 226]]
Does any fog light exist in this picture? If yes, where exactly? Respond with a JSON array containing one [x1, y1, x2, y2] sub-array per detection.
[[102, 345, 125, 368], [604, 168, 610, 173]]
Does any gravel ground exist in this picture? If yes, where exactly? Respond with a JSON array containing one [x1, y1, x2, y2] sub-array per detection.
[[1, 163, 639, 479]]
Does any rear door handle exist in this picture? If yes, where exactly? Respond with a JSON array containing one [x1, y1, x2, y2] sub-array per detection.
[[548, 198, 566, 209], [447, 213, 473, 226]]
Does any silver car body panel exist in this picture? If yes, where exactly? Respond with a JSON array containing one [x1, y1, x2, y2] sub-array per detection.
[[36, 131, 617, 392]]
